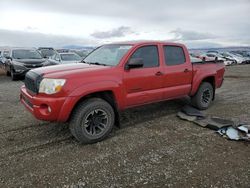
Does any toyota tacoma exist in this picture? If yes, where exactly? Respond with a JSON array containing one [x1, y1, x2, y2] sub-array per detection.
[[20, 41, 225, 143]]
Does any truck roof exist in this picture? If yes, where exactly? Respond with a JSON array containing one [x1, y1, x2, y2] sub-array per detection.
[[110, 40, 184, 46]]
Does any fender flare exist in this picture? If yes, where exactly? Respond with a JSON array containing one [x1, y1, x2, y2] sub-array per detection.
[[191, 74, 216, 96]]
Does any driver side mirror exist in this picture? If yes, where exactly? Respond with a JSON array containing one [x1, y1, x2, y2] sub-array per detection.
[[125, 58, 144, 70]]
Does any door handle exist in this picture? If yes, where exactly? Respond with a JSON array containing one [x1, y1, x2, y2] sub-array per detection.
[[184, 69, 190, 73], [155, 71, 163, 76]]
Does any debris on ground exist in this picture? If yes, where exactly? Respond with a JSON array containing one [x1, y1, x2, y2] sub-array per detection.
[[177, 105, 250, 141]]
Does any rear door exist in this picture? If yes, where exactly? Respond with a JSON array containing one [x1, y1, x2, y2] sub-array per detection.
[[123, 45, 164, 107], [162, 45, 192, 99]]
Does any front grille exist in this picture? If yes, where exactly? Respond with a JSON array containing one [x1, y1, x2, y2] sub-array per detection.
[[25, 71, 43, 94], [24, 64, 43, 69]]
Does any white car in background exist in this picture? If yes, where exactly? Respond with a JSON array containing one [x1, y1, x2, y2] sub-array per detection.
[[220, 52, 245, 64], [49, 52, 82, 65], [202, 52, 235, 66], [230, 52, 250, 64]]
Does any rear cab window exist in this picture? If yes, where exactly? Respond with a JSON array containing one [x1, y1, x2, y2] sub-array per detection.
[[163, 46, 186, 66], [129, 45, 159, 68]]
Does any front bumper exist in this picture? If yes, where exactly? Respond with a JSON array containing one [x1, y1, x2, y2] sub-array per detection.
[[20, 86, 74, 122], [13, 69, 29, 77]]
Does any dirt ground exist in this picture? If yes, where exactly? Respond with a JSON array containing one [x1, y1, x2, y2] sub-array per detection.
[[0, 65, 249, 187]]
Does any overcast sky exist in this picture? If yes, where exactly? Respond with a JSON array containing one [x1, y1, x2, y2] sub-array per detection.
[[0, 0, 249, 48]]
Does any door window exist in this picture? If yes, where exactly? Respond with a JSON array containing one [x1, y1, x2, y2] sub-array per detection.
[[164, 46, 186, 66], [130, 46, 159, 68]]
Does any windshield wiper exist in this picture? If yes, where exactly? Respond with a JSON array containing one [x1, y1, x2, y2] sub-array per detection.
[[88, 62, 107, 66], [80, 60, 89, 64], [80, 60, 107, 66]]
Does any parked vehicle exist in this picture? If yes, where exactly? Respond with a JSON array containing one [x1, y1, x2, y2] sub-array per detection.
[[220, 52, 245, 64], [207, 50, 219, 54], [0, 48, 9, 66], [49, 52, 82, 65], [230, 50, 250, 58], [38, 47, 56, 58], [205, 53, 235, 66], [190, 56, 203, 63], [230, 51, 250, 64], [0, 55, 3, 65], [20, 41, 225, 143], [2, 48, 51, 80], [0, 50, 3, 64], [69, 49, 91, 58], [56, 49, 70, 53]]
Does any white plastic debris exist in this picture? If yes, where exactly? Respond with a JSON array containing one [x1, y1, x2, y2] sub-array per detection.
[[225, 127, 240, 140], [237, 125, 249, 133]]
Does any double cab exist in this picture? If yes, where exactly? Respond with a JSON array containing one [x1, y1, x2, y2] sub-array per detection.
[[20, 41, 225, 143]]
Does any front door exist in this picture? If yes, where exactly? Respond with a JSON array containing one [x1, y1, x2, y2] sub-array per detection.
[[123, 45, 164, 107]]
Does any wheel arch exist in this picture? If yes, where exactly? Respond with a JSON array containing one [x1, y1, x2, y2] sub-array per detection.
[[69, 90, 120, 127], [192, 76, 216, 100]]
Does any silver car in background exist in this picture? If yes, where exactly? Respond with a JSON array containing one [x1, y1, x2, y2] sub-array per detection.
[[49, 52, 82, 65], [220, 52, 246, 64]]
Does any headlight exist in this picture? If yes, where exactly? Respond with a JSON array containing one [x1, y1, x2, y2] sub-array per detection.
[[13, 61, 25, 66], [39, 78, 66, 94]]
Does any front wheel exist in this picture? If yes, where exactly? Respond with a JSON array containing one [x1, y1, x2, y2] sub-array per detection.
[[10, 69, 18, 81], [69, 98, 115, 144], [191, 82, 214, 110], [6, 70, 10, 76]]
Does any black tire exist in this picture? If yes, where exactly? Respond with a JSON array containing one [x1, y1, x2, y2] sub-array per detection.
[[191, 82, 214, 110], [6, 71, 10, 76], [69, 98, 115, 144], [10, 69, 18, 81]]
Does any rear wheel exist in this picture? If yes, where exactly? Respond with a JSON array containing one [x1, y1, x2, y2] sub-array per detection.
[[191, 82, 214, 110], [70, 98, 115, 144]]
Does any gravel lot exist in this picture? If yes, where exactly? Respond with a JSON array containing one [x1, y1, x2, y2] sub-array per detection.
[[0, 65, 249, 187]]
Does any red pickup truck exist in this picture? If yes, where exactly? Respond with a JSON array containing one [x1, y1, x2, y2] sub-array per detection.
[[20, 41, 225, 143]]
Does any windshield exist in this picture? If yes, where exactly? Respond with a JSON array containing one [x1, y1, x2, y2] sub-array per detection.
[[84, 44, 133, 66], [40, 49, 55, 57], [12, 49, 42, 59], [60, 53, 82, 61], [72, 50, 90, 58]]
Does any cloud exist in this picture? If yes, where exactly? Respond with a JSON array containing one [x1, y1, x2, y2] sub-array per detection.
[[91, 26, 134, 39], [0, 29, 96, 47], [184, 41, 222, 49], [0, 0, 250, 47], [170, 28, 217, 41]]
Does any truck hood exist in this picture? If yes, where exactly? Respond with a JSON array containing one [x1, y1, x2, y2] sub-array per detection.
[[13, 59, 46, 64], [32, 63, 111, 77], [60, 60, 80, 64]]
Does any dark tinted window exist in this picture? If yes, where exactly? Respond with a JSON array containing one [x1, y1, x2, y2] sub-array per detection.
[[12, 50, 42, 59], [164, 46, 186, 66], [130, 46, 159, 68]]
